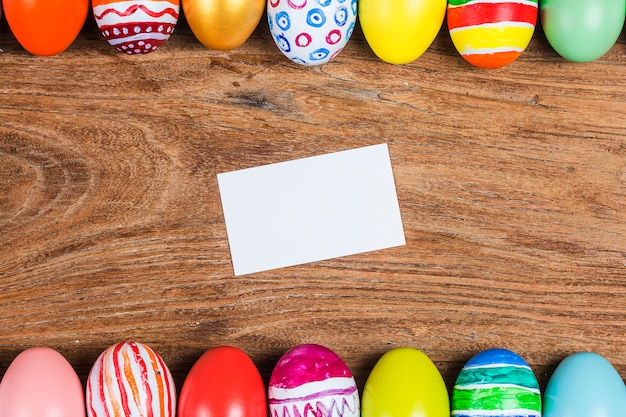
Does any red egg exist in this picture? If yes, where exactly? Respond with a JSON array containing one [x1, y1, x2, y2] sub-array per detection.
[[178, 346, 266, 417], [2, 0, 88, 56]]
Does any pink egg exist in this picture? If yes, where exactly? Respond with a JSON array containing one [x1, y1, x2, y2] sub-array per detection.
[[0, 347, 85, 417], [269, 344, 359, 417], [86, 341, 176, 417]]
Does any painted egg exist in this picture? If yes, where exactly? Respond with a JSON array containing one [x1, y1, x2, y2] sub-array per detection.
[[269, 344, 359, 417], [362, 347, 449, 417], [543, 352, 626, 417], [183, 0, 265, 50], [86, 341, 176, 417], [452, 348, 541, 417], [359, 0, 446, 64], [540, 0, 625, 62], [447, 0, 538, 69], [178, 346, 266, 417], [267, 0, 357, 66], [92, 0, 180, 54], [2, 0, 88, 56], [0, 347, 85, 417]]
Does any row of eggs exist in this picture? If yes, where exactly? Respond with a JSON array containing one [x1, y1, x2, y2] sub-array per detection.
[[0, 341, 624, 417], [0, 0, 625, 67]]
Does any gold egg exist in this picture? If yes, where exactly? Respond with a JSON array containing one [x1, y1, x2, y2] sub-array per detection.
[[183, 0, 266, 50]]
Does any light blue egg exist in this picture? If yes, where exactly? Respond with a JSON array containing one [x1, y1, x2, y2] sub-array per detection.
[[543, 352, 626, 417]]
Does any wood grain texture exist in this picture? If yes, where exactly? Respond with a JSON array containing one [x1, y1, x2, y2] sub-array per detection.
[[1, 13, 625, 395]]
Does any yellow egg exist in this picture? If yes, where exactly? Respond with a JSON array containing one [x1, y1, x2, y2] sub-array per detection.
[[362, 347, 450, 417], [358, 0, 446, 64], [182, 0, 265, 50]]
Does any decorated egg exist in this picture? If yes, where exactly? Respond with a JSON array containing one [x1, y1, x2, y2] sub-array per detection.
[[447, 0, 538, 69], [362, 347, 449, 417], [359, 0, 446, 64], [92, 0, 180, 54], [452, 348, 541, 417], [543, 352, 626, 417], [183, 0, 265, 50], [269, 344, 359, 417], [2, 0, 88, 56], [178, 346, 266, 417], [0, 347, 85, 417], [540, 0, 625, 62], [86, 341, 176, 417], [267, 0, 357, 66]]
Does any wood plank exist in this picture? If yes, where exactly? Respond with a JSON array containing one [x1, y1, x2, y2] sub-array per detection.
[[1, 13, 624, 393]]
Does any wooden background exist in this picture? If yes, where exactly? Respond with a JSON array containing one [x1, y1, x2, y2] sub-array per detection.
[[1, 10, 625, 396]]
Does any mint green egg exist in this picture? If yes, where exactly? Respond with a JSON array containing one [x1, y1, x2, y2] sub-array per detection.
[[540, 0, 625, 62]]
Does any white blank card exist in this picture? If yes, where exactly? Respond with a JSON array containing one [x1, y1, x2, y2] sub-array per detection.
[[217, 143, 406, 275]]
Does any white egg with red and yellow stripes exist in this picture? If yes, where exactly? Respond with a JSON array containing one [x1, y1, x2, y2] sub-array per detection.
[[86, 341, 176, 417], [447, 0, 538, 68]]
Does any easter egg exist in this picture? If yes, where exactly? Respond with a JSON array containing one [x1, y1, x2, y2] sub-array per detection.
[[178, 346, 266, 417], [269, 344, 359, 417], [362, 347, 449, 417], [86, 341, 176, 417], [540, 0, 625, 62], [0, 347, 85, 417], [183, 0, 265, 50], [267, 0, 357, 66], [452, 348, 541, 417], [543, 352, 626, 417], [2, 0, 88, 56], [92, 0, 180, 54], [359, 0, 446, 64], [447, 0, 538, 69]]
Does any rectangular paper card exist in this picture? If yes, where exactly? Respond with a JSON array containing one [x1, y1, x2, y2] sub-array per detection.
[[217, 143, 406, 275]]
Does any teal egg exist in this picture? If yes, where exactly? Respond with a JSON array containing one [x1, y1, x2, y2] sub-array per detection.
[[540, 0, 625, 62], [452, 348, 541, 417], [543, 352, 626, 417]]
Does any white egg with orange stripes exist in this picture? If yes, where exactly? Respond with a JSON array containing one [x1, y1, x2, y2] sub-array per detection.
[[86, 341, 176, 417]]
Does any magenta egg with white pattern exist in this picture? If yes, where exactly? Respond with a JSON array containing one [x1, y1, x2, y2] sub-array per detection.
[[267, 0, 357, 65], [269, 344, 360, 417]]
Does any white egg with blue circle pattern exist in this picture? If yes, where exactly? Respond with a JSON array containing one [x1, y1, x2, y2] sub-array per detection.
[[267, 0, 357, 66]]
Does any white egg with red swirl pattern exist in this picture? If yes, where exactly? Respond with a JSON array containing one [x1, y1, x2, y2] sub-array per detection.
[[92, 0, 179, 54]]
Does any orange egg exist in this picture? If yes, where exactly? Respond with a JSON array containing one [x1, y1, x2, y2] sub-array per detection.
[[182, 0, 265, 50], [2, 0, 89, 56]]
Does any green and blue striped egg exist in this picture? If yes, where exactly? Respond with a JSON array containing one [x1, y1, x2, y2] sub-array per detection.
[[452, 348, 541, 417]]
